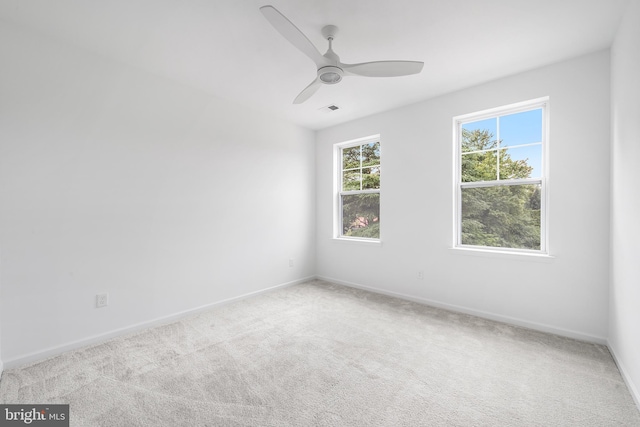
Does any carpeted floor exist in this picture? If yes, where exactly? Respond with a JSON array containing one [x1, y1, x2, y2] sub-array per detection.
[[1, 280, 639, 426]]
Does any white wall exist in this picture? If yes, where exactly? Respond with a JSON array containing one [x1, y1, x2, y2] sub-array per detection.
[[610, 0, 640, 406], [0, 254, 2, 377], [316, 51, 611, 342], [0, 20, 316, 365]]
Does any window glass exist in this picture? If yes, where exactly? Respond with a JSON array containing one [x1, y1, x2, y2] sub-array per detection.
[[461, 184, 541, 250], [337, 138, 381, 240], [362, 142, 380, 166], [499, 109, 542, 147], [362, 167, 380, 190], [501, 146, 542, 179], [343, 146, 361, 169], [342, 193, 380, 239], [461, 118, 497, 153], [461, 152, 498, 182], [343, 171, 360, 191], [455, 101, 546, 253]]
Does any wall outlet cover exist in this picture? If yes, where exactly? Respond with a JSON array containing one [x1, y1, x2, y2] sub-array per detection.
[[96, 293, 108, 308]]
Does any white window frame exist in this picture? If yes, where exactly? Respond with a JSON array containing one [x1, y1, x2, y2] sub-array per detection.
[[333, 135, 381, 242], [453, 97, 549, 255]]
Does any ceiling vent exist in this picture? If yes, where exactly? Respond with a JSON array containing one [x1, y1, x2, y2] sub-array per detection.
[[320, 104, 340, 112]]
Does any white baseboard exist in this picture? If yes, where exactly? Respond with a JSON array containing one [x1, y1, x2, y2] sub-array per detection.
[[317, 276, 608, 345], [607, 341, 640, 411], [2, 276, 315, 371]]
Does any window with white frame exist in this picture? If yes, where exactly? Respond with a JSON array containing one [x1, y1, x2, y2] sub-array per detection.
[[335, 136, 381, 240], [454, 98, 547, 252]]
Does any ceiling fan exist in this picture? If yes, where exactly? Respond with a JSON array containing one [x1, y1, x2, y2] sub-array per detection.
[[260, 5, 424, 104]]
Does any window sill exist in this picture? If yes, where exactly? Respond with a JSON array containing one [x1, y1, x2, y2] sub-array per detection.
[[449, 247, 554, 262], [333, 237, 382, 246]]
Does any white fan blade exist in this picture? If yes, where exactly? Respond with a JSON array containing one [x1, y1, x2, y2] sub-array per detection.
[[260, 5, 326, 66], [342, 61, 424, 77], [294, 78, 322, 104]]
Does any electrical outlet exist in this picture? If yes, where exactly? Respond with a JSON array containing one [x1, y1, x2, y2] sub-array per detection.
[[96, 293, 108, 308], [417, 271, 424, 280], [289, 258, 294, 268]]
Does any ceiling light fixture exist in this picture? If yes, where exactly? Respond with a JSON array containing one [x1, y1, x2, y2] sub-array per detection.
[[260, 5, 424, 104], [318, 66, 343, 84]]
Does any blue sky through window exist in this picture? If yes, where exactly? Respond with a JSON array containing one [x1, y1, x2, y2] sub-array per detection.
[[500, 109, 542, 147], [462, 108, 542, 179], [504, 145, 541, 178]]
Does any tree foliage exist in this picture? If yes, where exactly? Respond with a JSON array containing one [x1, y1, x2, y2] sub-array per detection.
[[342, 142, 380, 238], [342, 193, 380, 238], [461, 129, 540, 250]]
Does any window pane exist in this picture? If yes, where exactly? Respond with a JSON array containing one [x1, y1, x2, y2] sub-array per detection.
[[500, 145, 542, 179], [461, 118, 497, 153], [362, 166, 380, 189], [342, 170, 360, 191], [342, 193, 380, 239], [362, 142, 380, 167], [461, 184, 541, 250], [500, 109, 542, 147], [461, 152, 497, 182], [343, 146, 361, 169]]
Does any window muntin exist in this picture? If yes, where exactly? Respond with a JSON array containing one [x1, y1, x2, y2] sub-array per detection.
[[336, 138, 381, 240], [455, 99, 547, 253]]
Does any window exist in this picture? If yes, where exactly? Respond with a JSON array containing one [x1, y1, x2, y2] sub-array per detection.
[[335, 136, 381, 240], [454, 98, 548, 253]]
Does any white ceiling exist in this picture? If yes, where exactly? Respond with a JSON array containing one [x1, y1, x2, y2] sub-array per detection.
[[0, 0, 629, 130]]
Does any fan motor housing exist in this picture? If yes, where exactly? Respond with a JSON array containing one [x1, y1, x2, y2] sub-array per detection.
[[318, 66, 343, 84]]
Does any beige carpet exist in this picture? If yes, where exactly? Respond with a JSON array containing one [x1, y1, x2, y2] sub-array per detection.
[[1, 280, 639, 426]]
